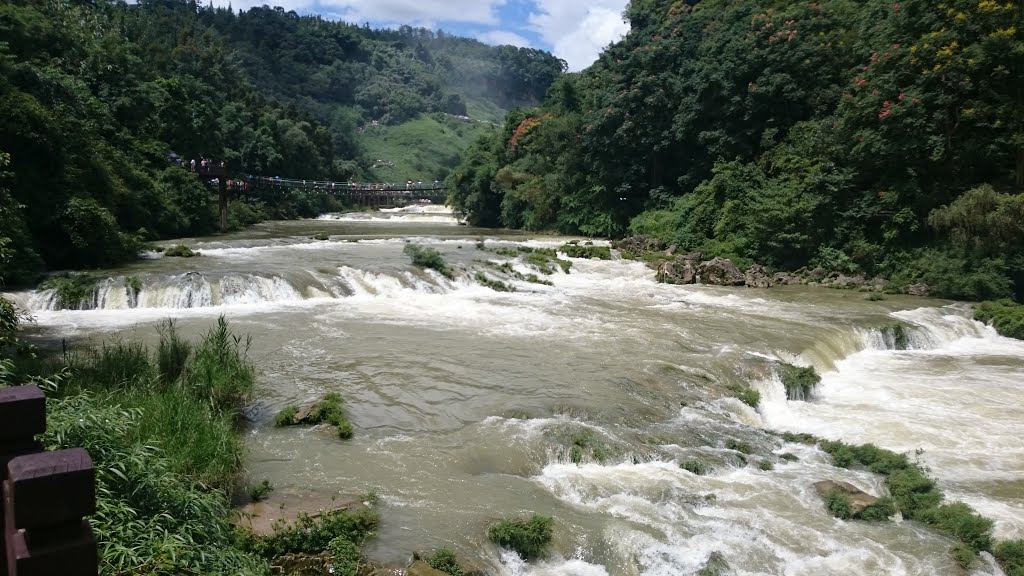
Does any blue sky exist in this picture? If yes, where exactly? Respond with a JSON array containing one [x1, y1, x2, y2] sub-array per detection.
[[213, 0, 631, 71]]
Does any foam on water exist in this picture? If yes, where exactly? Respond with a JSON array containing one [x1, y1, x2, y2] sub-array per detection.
[[318, 204, 461, 224]]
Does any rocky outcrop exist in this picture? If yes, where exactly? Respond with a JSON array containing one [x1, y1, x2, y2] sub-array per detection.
[[611, 235, 666, 253], [698, 257, 746, 286], [813, 480, 878, 515], [744, 264, 772, 288], [407, 560, 451, 576], [410, 550, 490, 576]]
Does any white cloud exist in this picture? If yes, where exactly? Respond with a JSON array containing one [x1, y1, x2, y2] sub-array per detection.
[[213, 0, 506, 26], [528, 0, 630, 71], [477, 30, 532, 48]]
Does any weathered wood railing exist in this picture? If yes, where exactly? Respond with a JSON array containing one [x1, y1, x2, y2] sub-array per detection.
[[0, 386, 97, 576]]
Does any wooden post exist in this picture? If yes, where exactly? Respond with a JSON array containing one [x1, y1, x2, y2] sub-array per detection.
[[218, 177, 228, 232], [0, 387, 96, 576]]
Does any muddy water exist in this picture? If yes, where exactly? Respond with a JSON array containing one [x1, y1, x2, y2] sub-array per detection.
[[10, 206, 1023, 576]]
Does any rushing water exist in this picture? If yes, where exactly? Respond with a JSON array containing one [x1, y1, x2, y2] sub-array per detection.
[[9, 205, 1023, 576]]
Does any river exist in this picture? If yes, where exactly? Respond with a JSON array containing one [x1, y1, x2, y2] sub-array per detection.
[[10, 205, 1024, 576]]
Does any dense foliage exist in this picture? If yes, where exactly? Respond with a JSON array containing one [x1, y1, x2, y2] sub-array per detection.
[[448, 0, 1024, 300], [974, 299, 1024, 339], [0, 0, 563, 284]]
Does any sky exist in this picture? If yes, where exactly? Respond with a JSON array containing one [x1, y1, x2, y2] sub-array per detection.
[[210, 0, 632, 72]]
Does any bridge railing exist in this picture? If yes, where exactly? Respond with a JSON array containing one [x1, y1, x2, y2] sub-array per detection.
[[1, 386, 97, 576], [248, 176, 445, 192]]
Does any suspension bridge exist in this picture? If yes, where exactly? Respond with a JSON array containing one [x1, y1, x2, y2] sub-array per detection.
[[196, 166, 448, 231]]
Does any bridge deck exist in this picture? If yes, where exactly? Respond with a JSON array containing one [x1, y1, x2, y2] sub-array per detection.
[[249, 176, 444, 194]]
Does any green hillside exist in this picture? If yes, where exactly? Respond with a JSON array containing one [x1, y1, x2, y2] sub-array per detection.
[[358, 114, 496, 183]]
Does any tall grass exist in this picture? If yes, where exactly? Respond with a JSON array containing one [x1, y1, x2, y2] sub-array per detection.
[[184, 316, 255, 413], [156, 318, 191, 385]]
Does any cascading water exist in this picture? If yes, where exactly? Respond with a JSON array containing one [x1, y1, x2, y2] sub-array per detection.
[[9, 212, 1022, 576]]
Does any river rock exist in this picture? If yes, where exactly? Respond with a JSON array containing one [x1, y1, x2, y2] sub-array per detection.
[[657, 258, 697, 284], [698, 257, 746, 286], [813, 480, 879, 515], [611, 235, 665, 253], [829, 274, 866, 289], [270, 553, 329, 575], [744, 264, 772, 288], [407, 560, 451, 576]]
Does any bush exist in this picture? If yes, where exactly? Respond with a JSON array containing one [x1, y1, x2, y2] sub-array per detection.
[[404, 243, 453, 279], [238, 507, 380, 559], [488, 514, 554, 560], [312, 232, 330, 241], [249, 479, 274, 502], [729, 384, 760, 408], [757, 460, 774, 471], [777, 363, 820, 401], [725, 439, 753, 454], [274, 404, 299, 427], [994, 540, 1024, 576], [475, 272, 515, 292], [426, 547, 463, 576], [680, 459, 709, 475], [879, 323, 909, 350], [859, 497, 896, 521], [327, 537, 360, 576], [39, 274, 99, 310], [568, 430, 609, 464], [779, 452, 799, 461], [825, 490, 853, 520], [559, 244, 611, 259], [165, 244, 199, 257], [974, 300, 1024, 340], [918, 503, 993, 553]]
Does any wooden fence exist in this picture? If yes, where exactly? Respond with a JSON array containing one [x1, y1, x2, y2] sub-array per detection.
[[0, 385, 97, 576]]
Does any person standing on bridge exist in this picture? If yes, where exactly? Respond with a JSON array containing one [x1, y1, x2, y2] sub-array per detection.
[[190, 158, 196, 171]]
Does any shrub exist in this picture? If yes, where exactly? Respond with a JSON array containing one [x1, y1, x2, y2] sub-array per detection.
[[312, 232, 330, 241], [559, 244, 611, 259], [886, 466, 942, 517], [165, 244, 199, 257], [475, 272, 515, 292], [680, 459, 709, 475], [779, 452, 799, 461], [568, 430, 609, 464], [488, 514, 554, 560], [994, 540, 1024, 576], [274, 404, 299, 427], [426, 547, 463, 576], [239, 507, 380, 559], [404, 243, 453, 279], [777, 363, 820, 401], [880, 323, 909, 350], [125, 275, 142, 298], [249, 479, 274, 502], [327, 537, 360, 576], [974, 300, 1024, 340], [39, 274, 98, 310], [952, 543, 976, 570], [725, 439, 753, 454], [865, 293, 885, 301], [859, 497, 896, 521], [758, 460, 774, 471], [825, 490, 853, 520], [918, 502, 993, 553], [735, 386, 760, 408]]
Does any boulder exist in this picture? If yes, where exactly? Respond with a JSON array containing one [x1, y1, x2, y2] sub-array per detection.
[[270, 553, 329, 576], [829, 274, 866, 289], [656, 258, 697, 285], [698, 258, 746, 286], [744, 264, 773, 288], [813, 480, 879, 515], [407, 560, 451, 576], [905, 283, 930, 296], [806, 266, 827, 282], [611, 235, 665, 253]]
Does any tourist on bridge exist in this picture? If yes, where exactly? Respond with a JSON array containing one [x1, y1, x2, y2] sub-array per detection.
[[190, 158, 196, 171]]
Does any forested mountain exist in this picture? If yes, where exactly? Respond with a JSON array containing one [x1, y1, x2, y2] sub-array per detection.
[[0, 0, 564, 285], [449, 0, 1024, 301]]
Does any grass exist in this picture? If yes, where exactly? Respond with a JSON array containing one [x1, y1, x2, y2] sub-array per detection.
[[358, 113, 495, 182], [39, 273, 99, 309], [818, 439, 1016, 567], [311, 232, 330, 241], [425, 547, 463, 576], [488, 514, 554, 560], [248, 479, 274, 502], [680, 459, 709, 475], [164, 244, 199, 257], [475, 272, 515, 292], [865, 292, 886, 301], [237, 507, 380, 559], [125, 275, 142, 299], [758, 459, 774, 471], [825, 490, 853, 520], [404, 243, 454, 279], [274, 393, 354, 439], [732, 385, 761, 408], [725, 439, 753, 454], [974, 299, 1024, 339], [777, 363, 820, 401], [33, 316, 273, 574], [568, 430, 610, 464], [559, 243, 611, 259], [880, 323, 910, 350], [521, 249, 572, 274]]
